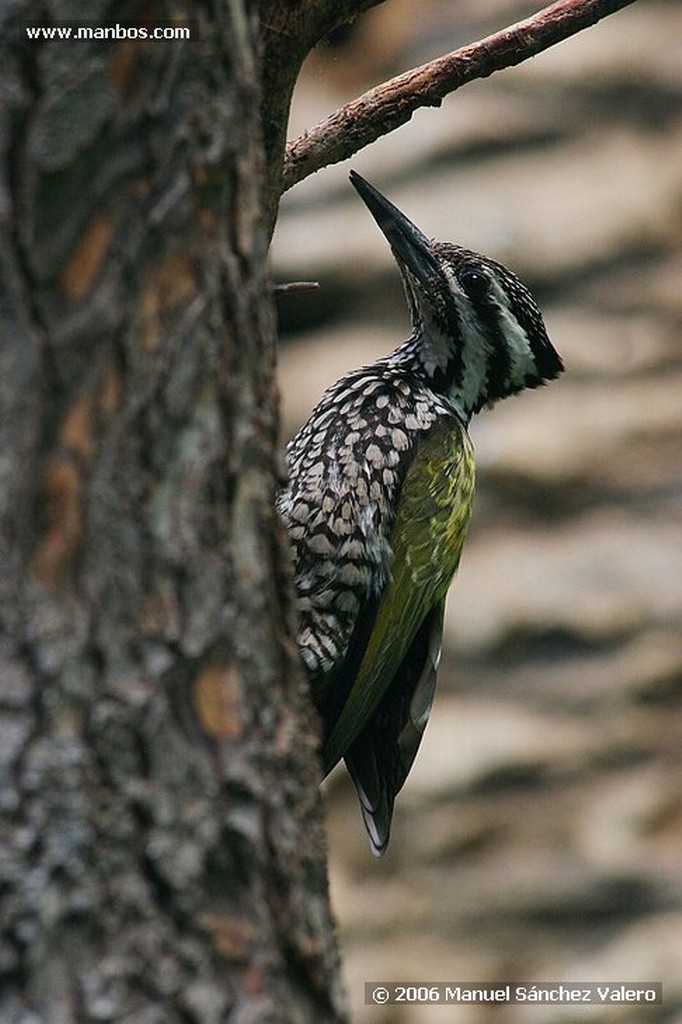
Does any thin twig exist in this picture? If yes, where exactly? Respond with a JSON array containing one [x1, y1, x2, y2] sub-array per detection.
[[274, 281, 321, 293], [283, 0, 637, 192]]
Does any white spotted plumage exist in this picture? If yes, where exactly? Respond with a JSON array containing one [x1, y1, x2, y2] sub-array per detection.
[[278, 361, 450, 675]]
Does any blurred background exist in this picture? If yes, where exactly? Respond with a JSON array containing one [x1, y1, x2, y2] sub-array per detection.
[[272, 2, 682, 1021]]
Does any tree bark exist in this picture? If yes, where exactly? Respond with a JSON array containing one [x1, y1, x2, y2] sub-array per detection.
[[0, 1, 344, 1021]]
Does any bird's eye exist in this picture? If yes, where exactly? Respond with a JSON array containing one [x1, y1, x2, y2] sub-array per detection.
[[460, 268, 491, 299]]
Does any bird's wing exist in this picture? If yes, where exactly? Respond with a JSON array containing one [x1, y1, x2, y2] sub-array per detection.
[[321, 414, 475, 774], [344, 599, 445, 855]]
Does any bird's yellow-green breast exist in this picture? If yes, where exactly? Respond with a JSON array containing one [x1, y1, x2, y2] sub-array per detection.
[[322, 415, 475, 771]]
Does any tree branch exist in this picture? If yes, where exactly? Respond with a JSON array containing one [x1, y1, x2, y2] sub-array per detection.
[[283, 0, 638, 191], [259, 0, 385, 234]]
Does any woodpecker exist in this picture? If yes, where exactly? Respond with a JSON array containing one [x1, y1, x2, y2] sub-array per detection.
[[278, 172, 563, 855]]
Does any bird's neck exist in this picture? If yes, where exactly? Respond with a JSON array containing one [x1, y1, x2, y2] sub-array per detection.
[[387, 332, 476, 427]]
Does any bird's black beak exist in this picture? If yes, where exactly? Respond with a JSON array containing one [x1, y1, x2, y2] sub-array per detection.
[[350, 171, 440, 285]]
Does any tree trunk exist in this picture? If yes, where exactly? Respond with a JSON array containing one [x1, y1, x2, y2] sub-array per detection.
[[0, 1, 344, 1021]]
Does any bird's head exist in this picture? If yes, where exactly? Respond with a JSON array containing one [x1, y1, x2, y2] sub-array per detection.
[[350, 170, 563, 422]]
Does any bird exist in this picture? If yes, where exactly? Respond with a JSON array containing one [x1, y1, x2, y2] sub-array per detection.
[[277, 171, 564, 855]]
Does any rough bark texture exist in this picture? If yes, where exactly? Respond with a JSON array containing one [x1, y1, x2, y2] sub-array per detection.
[[0, 1, 344, 1021]]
